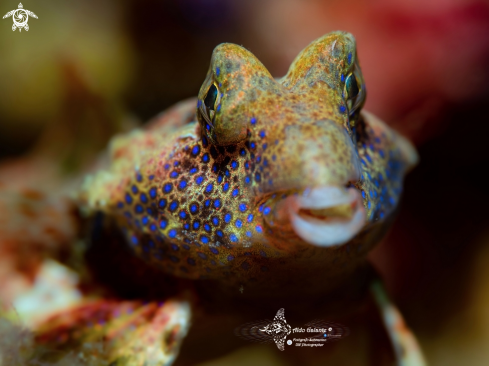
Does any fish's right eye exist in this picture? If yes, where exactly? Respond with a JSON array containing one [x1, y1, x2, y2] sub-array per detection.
[[204, 84, 218, 111]]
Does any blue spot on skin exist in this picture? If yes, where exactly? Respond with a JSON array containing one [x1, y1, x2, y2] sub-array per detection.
[[232, 189, 239, 197], [255, 173, 261, 182], [131, 235, 138, 245], [164, 164, 170, 170], [160, 220, 167, 229], [339, 105, 347, 113], [212, 217, 219, 226], [191, 145, 200, 156], [240, 149, 246, 156], [140, 193, 148, 203], [117, 201, 123, 209], [264, 207, 271, 215], [259, 204, 263, 212], [196, 176, 204, 185], [239, 203, 247, 212], [210, 247, 219, 254], [235, 220, 242, 228], [163, 183, 172, 194], [179, 180, 187, 190], [201, 236, 209, 244], [247, 214, 254, 222], [366, 155, 372, 163], [379, 150, 385, 158], [150, 223, 157, 231], [231, 161, 238, 169], [216, 230, 223, 237], [135, 205, 143, 214], [341, 74, 345, 83], [149, 188, 157, 199], [184, 223, 190, 230], [263, 158, 268, 167], [205, 199, 211, 207], [169, 201, 178, 212], [228, 254, 235, 260], [379, 211, 385, 219], [193, 221, 200, 230], [202, 153, 210, 163], [368, 201, 372, 209], [170, 171, 179, 179], [216, 67, 220, 76], [142, 216, 148, 225], [245, 162, 250, 169], [250, 142, 256, 149], [190, 168, 197, 174], [263, 143, 268, 150], [224, 213, 232, 223], [217, 104, 221, 112], [214, 199, 221, 208], [179, 211, 187, 219], [245, 176, 251, 184], [217, 175, 223, 183], [223, 182, 229, 192], [259, 130, 266, 138], [132, 185, 138, 194], [125, 193, 132, 204], [246, 231, 252, 237], [206, 184, 213, 193], [256, 156, 261, 163], [198, 252, 207, 259], [256, 225, 263, 233], [362, 191, 366, 199], [202, 223, 210, 232], [169, 229, 177, 238], [174, 162, 180, 167], [250, 117, 256, 125], [197, 100, 202, 108], [348, 52, 352, 64], [159, 199, 167, 209], [272, 155, 277, 161], [190, 204, 198, 214]]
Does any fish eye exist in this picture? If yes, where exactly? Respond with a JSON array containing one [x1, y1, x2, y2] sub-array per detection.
[[204, 84, 218, 111], [345, 74, 359, 100]]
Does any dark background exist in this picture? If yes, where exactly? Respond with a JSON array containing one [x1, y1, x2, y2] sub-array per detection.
[[1, 0, 489, 364]]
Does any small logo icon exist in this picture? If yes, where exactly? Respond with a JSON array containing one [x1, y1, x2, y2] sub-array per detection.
[[3, 3, 37, 32]]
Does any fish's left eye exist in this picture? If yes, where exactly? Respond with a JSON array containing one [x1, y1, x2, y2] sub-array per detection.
[[199, 83, 220, 127]]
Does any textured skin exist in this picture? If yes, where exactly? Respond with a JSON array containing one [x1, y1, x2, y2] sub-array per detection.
[[80, 32, 417, 297]]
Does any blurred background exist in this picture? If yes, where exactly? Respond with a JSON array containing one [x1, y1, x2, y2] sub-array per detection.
[[1, 0, 489, 365]]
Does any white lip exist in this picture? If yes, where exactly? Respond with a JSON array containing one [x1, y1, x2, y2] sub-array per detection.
[[286, 187, 366, 247]]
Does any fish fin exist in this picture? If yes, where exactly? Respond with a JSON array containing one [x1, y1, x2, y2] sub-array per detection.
[[370, 279, 427, 366]]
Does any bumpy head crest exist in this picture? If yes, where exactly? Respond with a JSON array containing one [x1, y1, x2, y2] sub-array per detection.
[[197, 44, 280, 146], [282, 31, 366, 128]]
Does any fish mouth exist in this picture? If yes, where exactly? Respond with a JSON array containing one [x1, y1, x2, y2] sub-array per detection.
[[284, 186, 366, 247]]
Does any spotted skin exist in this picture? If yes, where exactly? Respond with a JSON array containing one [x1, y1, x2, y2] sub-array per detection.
[[80, 32, 417, 295]]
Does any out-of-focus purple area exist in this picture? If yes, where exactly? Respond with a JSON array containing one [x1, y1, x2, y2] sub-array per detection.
[[1, 0, 489, 364]]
